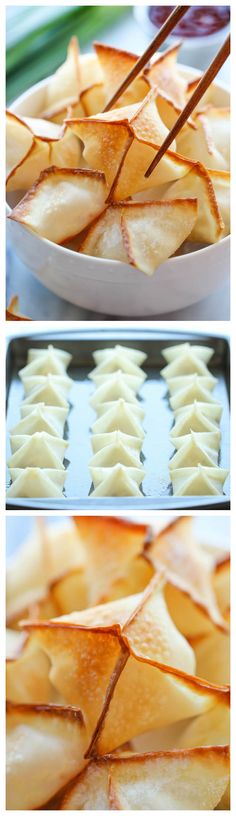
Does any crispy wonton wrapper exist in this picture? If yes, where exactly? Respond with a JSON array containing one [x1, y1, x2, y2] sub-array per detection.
[[80, 199, 198, 275], [61, 746, 229, 811], [8, 167, 107, 243], [6, 702, 88, 810]]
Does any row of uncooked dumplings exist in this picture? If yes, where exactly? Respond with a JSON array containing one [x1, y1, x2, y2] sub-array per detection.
[[160, 343, 229, 496], [7, 346, 73, 498], [87, 345, 147, 496]]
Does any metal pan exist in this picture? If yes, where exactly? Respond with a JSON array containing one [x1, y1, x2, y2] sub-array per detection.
[[6, 328, 230, 510]]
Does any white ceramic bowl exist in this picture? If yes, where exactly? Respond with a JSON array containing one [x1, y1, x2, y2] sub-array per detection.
[[6, 60, 230, 317]]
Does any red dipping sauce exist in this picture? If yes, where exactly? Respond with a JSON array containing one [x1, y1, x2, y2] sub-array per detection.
[[148, 6, 230, 38]]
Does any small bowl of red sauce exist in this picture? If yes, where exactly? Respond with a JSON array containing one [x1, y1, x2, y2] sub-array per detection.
[[134, 5, 230, 69]]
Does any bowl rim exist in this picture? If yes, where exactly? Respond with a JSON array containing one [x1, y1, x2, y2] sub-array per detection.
[[6, 58, 230, 272]]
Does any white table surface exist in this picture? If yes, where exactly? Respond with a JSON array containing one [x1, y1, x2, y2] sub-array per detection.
[[6, 11, 230, 321]]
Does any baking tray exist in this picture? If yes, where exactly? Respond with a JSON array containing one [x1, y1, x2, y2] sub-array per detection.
[[6, 328, 230, 510]]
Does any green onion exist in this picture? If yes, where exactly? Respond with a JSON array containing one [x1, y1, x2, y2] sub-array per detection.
[[6, 6, 131, 103]]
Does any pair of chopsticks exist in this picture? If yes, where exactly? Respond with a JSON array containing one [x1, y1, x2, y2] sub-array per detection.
[[103, 5, 230, 178]]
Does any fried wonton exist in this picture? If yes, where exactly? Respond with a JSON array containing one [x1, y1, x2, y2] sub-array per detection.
[[144, 43, 188, 108], [94, 42, 150, 108], [6, 702, 88, 809], [8, 167, 107, 243], [6, 112, 81, 192], [61, 746, 230, 811], [80, 199, 198, 275], [162, 162, 225, 243], [67, 90, 192, 199], [41, 36, 81, 120], [145, 518, 227, 637]]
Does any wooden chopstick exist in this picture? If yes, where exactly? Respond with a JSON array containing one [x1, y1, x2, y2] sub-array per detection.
[[103, 5, 190, 112], [145, 33, 230, 178]]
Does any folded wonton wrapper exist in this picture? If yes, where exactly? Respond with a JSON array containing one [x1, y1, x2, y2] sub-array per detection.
[[61, 746, 229, 811], [166, 373, 217, 394], [96, 401, 145, 420], [22, 372, 73, 398], [93, 344, 147, 367], [173, 399, 223, 423], [19, 344, 71, 378], [192, 617, 230, 685], [161, 349, 212, 380], [171, 465, 229, 496], [28, 346, 71, 366], [89, 372, 145, 394], [8, 577, 230, 759], [176, 107, 230, 171], [67, 90, 192, 200], [169, 430, 219, 470], [6, 519, 86, 624], [171, 428, 221, 453], [80, 199, 198, 275], [6, 111, 81, 192], [169, 379, 219, 410], [208, 169, 230, 238], [89, 442, 141, 469], [144, 518, 227, 638], [89, 351, 146, 380], [11, 404, 68, 438], [21, 374, 71, 408], [170, 403, 220, 437], [91, 430, 143, 454], [90, 464, 145, 497], [6, 702, 88, 810], [162, 342, 214, 365], [41, 36, 81, 120], [94, 42, 150, 108], [144, 43, 188, 108], [91, 400, 145, 438], [8, 432, 68, 469], [162, 162, 225, 243], [89, 373, 139, 409], [7, 467, 66, 498], [8, 167, 107, 243]]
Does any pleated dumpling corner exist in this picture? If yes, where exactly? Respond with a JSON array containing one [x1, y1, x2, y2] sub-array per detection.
[[22, 373, 73, 398], [27, 345, 72, 367], [89, 372, 139, 409], [161, 349, 213, 380], [167, 373, 217, 395], [173, 400, 223, 423], [93, 344, 147, 367], [21, 375, 72, 408], [8, 432, 68, 469], [91, 430, 143, 454], [19, 344, 72, 378], [89, 351, 147, 382], [89, 441, 141, 468], [92, 399, 145, 438], [171, 465, 229, 496], [11, 404, 69, 438], [7, 468, 67, 498], [162, 342, 214, 365], [169, 379, 219, 411], [169, 430, 220, 470], [169, 402, 220, 437], [89, 464, 145, 496]]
